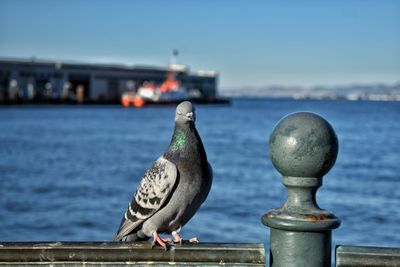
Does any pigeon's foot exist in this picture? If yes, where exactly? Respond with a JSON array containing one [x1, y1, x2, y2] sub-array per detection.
[[161, 237, 173, 243], [172, 231, 183, 244], [189, 237, 199, 243], [171, 231, 199, 244], [151, 232, 168, 250]]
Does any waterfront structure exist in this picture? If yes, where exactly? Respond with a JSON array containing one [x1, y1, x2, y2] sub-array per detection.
[[0, 57, 218, 104]]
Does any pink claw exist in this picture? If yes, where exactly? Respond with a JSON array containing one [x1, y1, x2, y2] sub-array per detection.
[[151, 232, 168, 250], [189, 237, 199, 243], [172, 231, 183, 244]]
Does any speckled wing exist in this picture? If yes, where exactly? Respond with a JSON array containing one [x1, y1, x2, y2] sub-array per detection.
[[113, 156, 178, 241]]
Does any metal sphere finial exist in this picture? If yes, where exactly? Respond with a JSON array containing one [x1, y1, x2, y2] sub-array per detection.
[[264, 112, 340, 266], [268, 112, 338, 178]]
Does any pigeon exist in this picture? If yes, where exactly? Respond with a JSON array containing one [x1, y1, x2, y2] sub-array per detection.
[[113, 101, 212, 249]]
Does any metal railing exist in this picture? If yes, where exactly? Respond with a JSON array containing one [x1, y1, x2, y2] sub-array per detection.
[[262, 112, 399, 267], [0, 242, 265, 266], [336, 245, 400, 267], [262, 112, 340, 267]]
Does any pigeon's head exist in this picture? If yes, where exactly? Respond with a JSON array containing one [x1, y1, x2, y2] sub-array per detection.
[[175, 101, 196, 123]]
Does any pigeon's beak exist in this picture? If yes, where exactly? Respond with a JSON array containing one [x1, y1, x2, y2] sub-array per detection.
[[186, 112, 195, 122]]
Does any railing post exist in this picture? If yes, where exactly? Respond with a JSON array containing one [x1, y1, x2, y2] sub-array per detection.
[[262, 112, 341, 267]]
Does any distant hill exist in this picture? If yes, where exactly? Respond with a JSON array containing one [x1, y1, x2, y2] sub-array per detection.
[[221, 82, 400, 101]]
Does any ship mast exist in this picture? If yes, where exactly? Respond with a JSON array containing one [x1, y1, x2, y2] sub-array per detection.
[[170, 49, 179, 66]]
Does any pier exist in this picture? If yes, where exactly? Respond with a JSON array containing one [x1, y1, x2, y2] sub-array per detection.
[[0, 57, 223, 105]]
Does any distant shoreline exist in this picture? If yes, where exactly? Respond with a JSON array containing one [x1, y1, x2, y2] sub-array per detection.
[[223, 96, 400, 102], [221, 82, 400, 101]]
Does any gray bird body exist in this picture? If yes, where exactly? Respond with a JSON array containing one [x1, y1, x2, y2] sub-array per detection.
[[113, 101, 212, 242]]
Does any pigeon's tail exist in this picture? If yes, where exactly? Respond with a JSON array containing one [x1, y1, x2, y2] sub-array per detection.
[[112, 233, 125, 242]]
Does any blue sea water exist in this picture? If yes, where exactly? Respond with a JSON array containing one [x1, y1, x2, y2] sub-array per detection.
[[0, 99, 399, 251]]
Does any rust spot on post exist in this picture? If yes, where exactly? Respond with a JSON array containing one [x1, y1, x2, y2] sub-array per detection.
[[306, 214, 330, 222]]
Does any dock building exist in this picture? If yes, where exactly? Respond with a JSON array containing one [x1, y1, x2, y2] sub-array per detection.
[[0, 57, 219, 104]]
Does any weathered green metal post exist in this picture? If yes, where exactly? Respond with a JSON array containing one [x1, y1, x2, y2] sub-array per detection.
[[262, 112, 341, 267]]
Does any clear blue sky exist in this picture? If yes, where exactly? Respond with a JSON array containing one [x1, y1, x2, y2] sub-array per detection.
[[0, 0, 399, 89]]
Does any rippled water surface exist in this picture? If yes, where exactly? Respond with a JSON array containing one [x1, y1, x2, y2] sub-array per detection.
[[0, 99, 399, 250]]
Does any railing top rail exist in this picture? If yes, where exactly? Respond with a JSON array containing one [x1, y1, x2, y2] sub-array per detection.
[[0, 241, 265, 266], [336, 245, 400, 267]]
